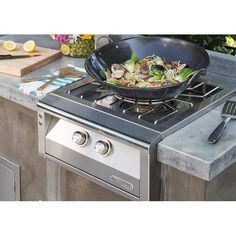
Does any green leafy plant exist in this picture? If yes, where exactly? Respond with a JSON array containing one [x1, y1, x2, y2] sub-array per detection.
[[174, 35, 236, 55], [144, 35, 236, 55]]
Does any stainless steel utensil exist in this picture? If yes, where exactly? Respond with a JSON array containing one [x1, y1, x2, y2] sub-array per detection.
[[0, 54, 41, 60], [208, 100, 236, 144]]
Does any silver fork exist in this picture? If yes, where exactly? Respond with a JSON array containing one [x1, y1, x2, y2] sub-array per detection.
[[208, 100, 236, 144]]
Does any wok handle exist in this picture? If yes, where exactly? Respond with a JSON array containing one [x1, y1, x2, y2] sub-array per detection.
[[186, 68, 206, 85], [208, 117, 231, 144], [95, 35, 113, 48]]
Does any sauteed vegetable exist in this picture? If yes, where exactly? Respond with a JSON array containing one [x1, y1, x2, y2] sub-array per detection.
[[104, 53, 198, 88]]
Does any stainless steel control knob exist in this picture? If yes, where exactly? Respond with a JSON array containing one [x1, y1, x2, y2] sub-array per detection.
[[72, 131, 89, 146], [94, 140, 112, 156]]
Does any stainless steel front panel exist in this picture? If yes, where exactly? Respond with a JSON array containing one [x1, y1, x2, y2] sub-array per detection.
[[45, 117, 141, 197], [38, 106, 153, 200], [46, 140, 140, 196], [46, 118, 141, 178]]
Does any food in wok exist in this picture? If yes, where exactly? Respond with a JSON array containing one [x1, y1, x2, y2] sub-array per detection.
[[104, 53, 198, 88]]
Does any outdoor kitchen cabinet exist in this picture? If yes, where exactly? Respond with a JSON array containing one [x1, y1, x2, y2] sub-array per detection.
[[0, 155, 20, 201], [1, 94, 236, 201], [2, 91, 236, 201], [160, 163, 236, 201], [0, 97, 47, 200]]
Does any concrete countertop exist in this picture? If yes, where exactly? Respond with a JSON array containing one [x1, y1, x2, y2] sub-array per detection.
[[158, 96, 236, 181], [0, 35, 86, 111], [157, 51, 236, 181]]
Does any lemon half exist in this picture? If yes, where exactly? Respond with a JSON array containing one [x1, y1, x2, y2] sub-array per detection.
[[61, 44, 70, 55], [23, 40, 36, 53], [4, 41, 16, 51]]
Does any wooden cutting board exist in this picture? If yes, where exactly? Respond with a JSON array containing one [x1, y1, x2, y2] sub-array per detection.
[[0, 41, 62, 76]]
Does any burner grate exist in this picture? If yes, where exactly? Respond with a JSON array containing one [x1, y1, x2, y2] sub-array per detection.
[[68, 79, 223, 127], [179, 81, 220, 98], [115, 95, 174, 105], [117, 99, 193, 125]]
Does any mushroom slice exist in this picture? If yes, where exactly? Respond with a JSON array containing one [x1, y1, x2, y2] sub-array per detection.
[[111, 64, 126, 73], [140, 61, 149, 75], [112, 70, 125, 79]]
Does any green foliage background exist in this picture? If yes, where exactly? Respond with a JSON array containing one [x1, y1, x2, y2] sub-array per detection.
[[174, 35, 236, 55]]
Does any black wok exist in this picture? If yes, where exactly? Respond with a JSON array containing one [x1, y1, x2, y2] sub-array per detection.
[[85, 36, 209, 102]]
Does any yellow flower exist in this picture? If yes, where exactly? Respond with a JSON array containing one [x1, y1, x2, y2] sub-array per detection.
[[81, 34, 93, 40]]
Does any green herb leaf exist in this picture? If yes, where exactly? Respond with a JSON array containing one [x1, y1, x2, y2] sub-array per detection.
[[123, 52, 139, 73]]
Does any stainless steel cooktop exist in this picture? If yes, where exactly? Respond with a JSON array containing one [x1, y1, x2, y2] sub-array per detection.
[[38, 72, 236, 144]]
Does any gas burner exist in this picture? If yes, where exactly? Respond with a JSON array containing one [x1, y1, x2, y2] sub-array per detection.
[[120, 100, 176, 114], [120, 103, 153, 113], [118, 99, 193, 125], [87, 91, 194, 125]]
